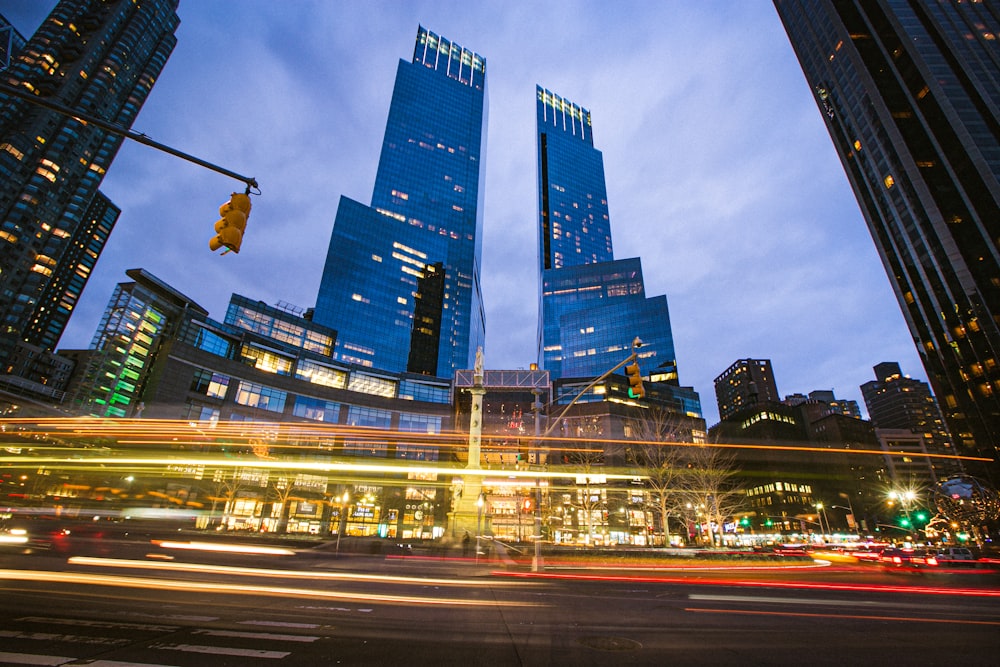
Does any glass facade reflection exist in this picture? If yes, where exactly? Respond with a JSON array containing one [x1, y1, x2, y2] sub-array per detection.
[[535, 87, 690, 410], [776, 1, 1000, 470], [313, 26, 487, 379], [0, 0, 180, 368]]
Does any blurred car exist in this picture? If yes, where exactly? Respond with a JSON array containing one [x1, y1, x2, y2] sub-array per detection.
[[932, 546, 976, 564], [878, 547, 939, 569]]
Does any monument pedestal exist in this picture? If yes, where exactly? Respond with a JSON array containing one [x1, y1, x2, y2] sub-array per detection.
[[447, 475, 489, 540]]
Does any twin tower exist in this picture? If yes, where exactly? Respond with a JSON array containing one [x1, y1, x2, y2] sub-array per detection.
[[313, 26, 683, 395]]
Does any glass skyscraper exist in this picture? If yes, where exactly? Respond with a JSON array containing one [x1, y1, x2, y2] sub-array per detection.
[[313, 26, 487, 379], [536, 86, 682, 390], [775, 1, 1000, 473], [0, 0, 179, 366]]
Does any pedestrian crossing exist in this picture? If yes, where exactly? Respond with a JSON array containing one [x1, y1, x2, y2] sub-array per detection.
[[0, 614, 325, 665]]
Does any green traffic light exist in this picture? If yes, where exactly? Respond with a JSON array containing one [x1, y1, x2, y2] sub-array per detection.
[[899, 517, 911, 527]]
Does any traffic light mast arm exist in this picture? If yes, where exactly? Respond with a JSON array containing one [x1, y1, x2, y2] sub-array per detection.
[[541, 343, 641, 439], [0, 82, 259, 192]]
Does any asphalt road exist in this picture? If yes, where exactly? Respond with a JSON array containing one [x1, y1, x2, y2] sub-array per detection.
[[1, 540, 999, 666]]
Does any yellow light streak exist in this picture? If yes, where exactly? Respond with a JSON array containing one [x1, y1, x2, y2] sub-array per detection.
[[0, 569, 537, 607], [69, 556, 533, 588], [154, 541, 296, 556]]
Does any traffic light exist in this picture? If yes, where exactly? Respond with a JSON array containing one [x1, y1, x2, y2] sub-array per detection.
[[625, 360, 644, 399], [210, 192, 252, 254]]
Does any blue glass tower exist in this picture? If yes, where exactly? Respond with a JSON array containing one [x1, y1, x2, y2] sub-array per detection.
[[536, 87, 681, 389], [313, 26, 487, 378]]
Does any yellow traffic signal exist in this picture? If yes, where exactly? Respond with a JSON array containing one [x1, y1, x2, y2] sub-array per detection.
[[210, 192, 252, 254], [626, 361, 645, 399]]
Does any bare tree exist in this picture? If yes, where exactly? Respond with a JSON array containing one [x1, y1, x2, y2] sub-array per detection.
[[205, 468, 246, 529], [625, 408, 686, 546], [267, 475, 299, 534], [561, 442, 607, 544], [676, 445, 744, 548]]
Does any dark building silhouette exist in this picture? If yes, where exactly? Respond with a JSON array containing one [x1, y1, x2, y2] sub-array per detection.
[[775, 0, 1000, 476], [0, 0, 179, 369], [714, 359, 780, 422]]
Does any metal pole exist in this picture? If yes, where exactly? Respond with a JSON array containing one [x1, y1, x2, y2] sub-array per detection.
[[336, 491, 349, 556], [532, 388, 543, 572], [0, 82, 259, 191]]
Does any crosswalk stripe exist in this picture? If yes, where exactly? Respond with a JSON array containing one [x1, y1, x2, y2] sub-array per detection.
[[194, 628, 320, 643], [154, 643, 291, 659], [0, 652, 74, 666]]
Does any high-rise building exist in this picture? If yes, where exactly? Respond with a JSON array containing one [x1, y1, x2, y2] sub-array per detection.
[[313, 26, 487, 378], [64, 268, 207, 418], [0, 13, 28, 72], [535, 87, 683, 391], [0, 0, 179, 368], [774, 1, 1000, 473], [861, 361, 957, 468], [714, 359, 780, 422]]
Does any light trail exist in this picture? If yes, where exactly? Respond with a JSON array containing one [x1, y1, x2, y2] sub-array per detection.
[[685, 607, 1000, 626], [0, 568, 540, 608], [68, 556, 537, 588], [153, 541, 296, 556], [498, 570, 1000, 597], [2, 416, 987, 462]]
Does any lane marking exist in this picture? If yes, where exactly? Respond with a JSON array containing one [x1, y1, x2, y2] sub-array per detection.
[[685, 607, 1000, 626], [194, 629, 320, 642], [0, 629, 129, 646], [239, 619, 319, 629], [153, 643, 291, 659], [73, 661, 179, 667], [0, 652, 75, 666], [688, 594, 878, 607], [16, 616, 179, 632]]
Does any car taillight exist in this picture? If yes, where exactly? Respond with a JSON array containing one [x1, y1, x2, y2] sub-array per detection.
[[893, 556, 902, 564], [926, 556, 938, 566]]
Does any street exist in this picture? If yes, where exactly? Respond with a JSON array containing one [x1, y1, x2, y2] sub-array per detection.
[[1, 538, 999, 666]]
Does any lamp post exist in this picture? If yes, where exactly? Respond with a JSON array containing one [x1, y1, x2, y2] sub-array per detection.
[[815, 502, 830, 538], [335, 490, 350, 556], [830, 505, 856, 534], [476, 492, 485, 563]]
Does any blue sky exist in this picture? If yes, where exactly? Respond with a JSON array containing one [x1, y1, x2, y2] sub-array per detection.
[[5, 1, 926, 424]]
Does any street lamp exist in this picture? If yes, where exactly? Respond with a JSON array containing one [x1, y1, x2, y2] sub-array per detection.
[[476, 492, 485, 562], [888, 489, 918, 537], [335, 490, 350, 556], [815, 502, 830, 537]]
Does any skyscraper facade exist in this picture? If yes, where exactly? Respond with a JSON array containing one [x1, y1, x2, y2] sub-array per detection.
[[0, 0, 179, 367], [861, 361, 957, 464], [65, 268, 207, 418], [313, 26, 487, 378], [0, 13, 28, 72], [535, 87, 683, 392], [775, 1, 1000, 472]]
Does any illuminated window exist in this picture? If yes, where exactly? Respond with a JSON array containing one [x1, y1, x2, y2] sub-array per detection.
[[883, 174, 895, 189], [235, 381, 287, 413]]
